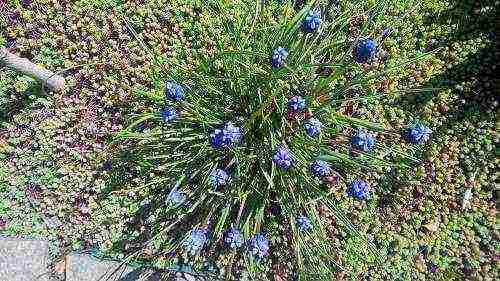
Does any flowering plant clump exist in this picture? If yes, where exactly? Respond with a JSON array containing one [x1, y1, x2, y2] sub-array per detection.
[[115, 1, 429, 279]]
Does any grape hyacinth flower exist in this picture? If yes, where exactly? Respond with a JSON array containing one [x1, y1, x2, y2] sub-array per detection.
[[347, 179, 369, 200], [270, 47, 288, 68], [310, 160, 331, 178], [404, 124, 432, 144], [296, 215, 312, 231], [272, 145, 293, 170], [160, 107, 179, 123], [165, 81, 184, 101], [225, 227, 244, 249], [354, 39, 377, 63], [209, 129, 223, 149], [287, 96, 306, 111], [248, 233, 269, 259], [209, 168, 229, 188], [304, 117, 322, 137], [222, 122, 242, 146], [302, 10, 321, 33], [351, 131, 376, 152], [183, 228, 208, 255], [166, 187, 185, 205]]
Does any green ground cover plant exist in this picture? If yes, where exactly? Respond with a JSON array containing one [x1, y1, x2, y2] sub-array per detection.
[[0, 0, 498, 280]]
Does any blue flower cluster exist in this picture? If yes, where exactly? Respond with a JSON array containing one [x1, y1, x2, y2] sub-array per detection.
[[302, 10, 322, 33], [304, 118, 322, 137], [270, 47, 288, 68], [210, 122, 242, 149], [405, 124, 431, 144], [160, 107, 179, 123], [296, 215, 312, 231], [165, 81, 185, 101], [273, 145, 294, 170], [288, 96, 306, 111], [166, 187, 185, 205], [183, 228, 208, 255], [351, 131, 376, 152], [209, 168, 229, 189], [310, 160, 331, 178], [354, 39, 377, 63], [248, 233, 269, 258], [225, 228, 244, 249], [347, 179, 369, 200]]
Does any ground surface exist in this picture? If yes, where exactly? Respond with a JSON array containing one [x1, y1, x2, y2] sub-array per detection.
[[0, 0, 498, 280]]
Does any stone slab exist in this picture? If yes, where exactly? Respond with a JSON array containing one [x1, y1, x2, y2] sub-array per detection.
[[0, 237, 50, 281]]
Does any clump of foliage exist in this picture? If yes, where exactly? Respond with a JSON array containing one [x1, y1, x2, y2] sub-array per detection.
[[113, 0, 433, 279]]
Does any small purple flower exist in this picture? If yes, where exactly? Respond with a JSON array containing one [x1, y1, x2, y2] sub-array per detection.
[[160, 107, 179, 123], [270, 47, 288, 68], [165, 81, 184, 101], [296, 215, 312, 231], [302, 10, 321, 33], [354, 39, 377, 63], [209, 169, 229, 188], [209, 129, 223, 149], [248, 233, 269, 258], [222, 122, 242, 146], [0, 218, 7, 230], [272, 145, 293, 170], [351, 131, 376, 152], [310, 160, 331, 177], [347, 179, 369, 200], [183, 228, 208, 255], [225, 228, 244, 249], [287, 96, 306, 111], [166, 188, 185, 205], [304, 118, 322, 137], [404, 124, 432, 144]]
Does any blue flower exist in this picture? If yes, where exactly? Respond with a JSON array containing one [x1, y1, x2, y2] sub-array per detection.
[[248, 233, 269, 258], [183, 228, 208, 255], [270, 47, 288, 68], [209, 129, 223, 149], [354, 39, 377, 63], [310, 160, 331, 177], [160, 107, 179, 123], [165, 81, 184, 101], [302, 10, 321, 33], [404, 124, 432, 144], [225, 228, 244, 249], [347, 179, 369, 200], [272, 145, 293, 170], [304, 118, 322, 137], [222, 122, 242, 146], [287, 96, 306, 111], [209, 168, 229, 188], [296, 215, 312, 231], [166, 187, 185, 205], [351, 132, 376, 152]]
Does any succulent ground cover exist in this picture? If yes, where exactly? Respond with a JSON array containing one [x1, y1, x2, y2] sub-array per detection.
[[0, 0, 498, 280]]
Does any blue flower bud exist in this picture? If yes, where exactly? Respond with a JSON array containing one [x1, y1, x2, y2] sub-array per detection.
[[287, 96, 306, 111], [273, 145, 294, 170], [209, 168, 229, 188], [304, 118, 322, 137], [160, 107, 179, 123], [165, 81, 184, 101], [225, 227, 244, 249], [296, 215, 312, 231], [404, 124, 432, 144], [270, 47, 288, 68], [302, 10, 321, 33], [354, 39, 377, 63], [248, 233, 269, 258], [183, 228, 208, 255], [310, 160, 331, 177], [351, 132, 376, 152], [347, 179, 369, 200]]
